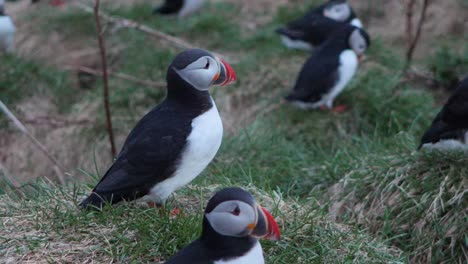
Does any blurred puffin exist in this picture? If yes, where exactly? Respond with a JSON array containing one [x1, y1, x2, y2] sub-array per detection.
[[31, 0, 66, 7], [0, 0, 15, 54], [276, 0, 363, 50], [153, 0, 206, 18], [419, 76, 468, 150], [165, 187, 281, 264], [285, 25, 370, 112], [80, 49, 237, 210]]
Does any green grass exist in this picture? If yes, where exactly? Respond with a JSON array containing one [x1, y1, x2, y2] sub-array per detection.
[[0, 181, 403, 263], [1, 1, 467, 263]]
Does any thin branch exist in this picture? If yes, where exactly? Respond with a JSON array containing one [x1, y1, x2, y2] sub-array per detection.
[[22, 116, 93, 128], [405, 0, 431, 71], [0, 100, 66, 185], [94, 0, 116, 158], [64, 65, 165, 88], [74, 1, 226, 60], [403, 0, 416, 49]]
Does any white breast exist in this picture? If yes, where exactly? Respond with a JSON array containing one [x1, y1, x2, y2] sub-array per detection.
[[178, 0, 205, 18], [422, 131, 468, 151], [350, 18, 363, 28], [214, 241, 264, 264], [0, 16, 15, 53], [323, 49, 358, 108], [146, 99, 223, 203]]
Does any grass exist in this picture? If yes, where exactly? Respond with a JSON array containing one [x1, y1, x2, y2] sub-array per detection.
[[1, 0, 467, 263], [0, 181, 403, 263]]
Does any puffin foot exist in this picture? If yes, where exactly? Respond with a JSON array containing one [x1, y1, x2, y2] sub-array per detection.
[[50, 0, 66, 6], [332, 105, 347, 113], [170, 208, 181, 217], [147, 201, 163, 208]]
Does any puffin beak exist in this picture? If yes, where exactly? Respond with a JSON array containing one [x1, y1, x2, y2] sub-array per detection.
[[213, 58, 237, 86], [250, 204, 281, 241]]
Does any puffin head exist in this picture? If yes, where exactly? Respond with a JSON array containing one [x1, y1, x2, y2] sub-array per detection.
[[0, 0, 5, 15], [323, 0, 352, 22], [169, 49, 236, 91], [348, 27, 371, 57], [204, 187, 281, 241]]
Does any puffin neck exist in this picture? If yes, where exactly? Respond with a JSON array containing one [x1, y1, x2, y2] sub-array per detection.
[[166, 70, 213, 111], [321, 29, 352, 52], [201, 217, 257, 258]]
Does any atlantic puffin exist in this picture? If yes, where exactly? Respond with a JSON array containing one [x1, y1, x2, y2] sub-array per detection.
[[153, 0, 206, 18], [285, 25, 370, 111], [164, 187, 281, 264], [276, 0, 363, 50], [80, 49, 237, 210], [419, 76, 468, 150], [0, 0, 15, 54]]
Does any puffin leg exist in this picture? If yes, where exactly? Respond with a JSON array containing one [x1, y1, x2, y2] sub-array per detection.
[[147, 201, 163, 208], [332, 105, 347, 113], [49, 0, 66, 6], [147, 202, 181, 216]]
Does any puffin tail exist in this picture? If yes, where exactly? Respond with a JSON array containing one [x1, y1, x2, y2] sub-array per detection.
[[275, 27, 304, 40], [79, 192, 106, 211]]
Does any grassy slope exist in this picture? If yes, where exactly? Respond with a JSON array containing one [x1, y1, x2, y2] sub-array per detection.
[[1, 1, 467, 263]]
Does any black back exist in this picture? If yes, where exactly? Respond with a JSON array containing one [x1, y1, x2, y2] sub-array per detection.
[[80, 50, 214, 209], [420, 76, 468, 147], [277, 0, 358, 46], [285, 25, 359, 103], [165, 188, 259, 264], [154, 0, 184, 14]]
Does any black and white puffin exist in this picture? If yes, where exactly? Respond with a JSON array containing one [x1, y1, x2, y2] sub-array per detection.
[[285, 25, 370, 111], [165, 187, 281, 264], [80, 49, 237, 210], [0, 0, 15, 54], [153, 0, 206, 18], [276, 0, 363, 50], [419, 76, 468, 150]]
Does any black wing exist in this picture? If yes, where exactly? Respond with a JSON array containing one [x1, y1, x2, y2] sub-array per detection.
[[277, 15, 342, 46], [285, 51, 339, 103], [441, 77, 468, 127], [165, 240, 213, 264], [80, 101, 192, 209], [419, 77, 468, 148], [153, 0, 184, 15]]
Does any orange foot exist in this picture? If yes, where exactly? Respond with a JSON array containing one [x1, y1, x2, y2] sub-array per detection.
[[170, 208, 181, 217], [50, 0, 66, 6], [332, 105, 347, 113], [147, 201, 163, 208]]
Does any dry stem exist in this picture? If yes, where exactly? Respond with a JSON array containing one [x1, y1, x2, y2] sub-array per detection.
[[94, 0, 116, 158], [0, 100, 66, 185]]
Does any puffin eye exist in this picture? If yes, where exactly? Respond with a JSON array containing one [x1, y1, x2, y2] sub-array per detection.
[[204, 60, 210, 69], [231, 206, 240, 216]]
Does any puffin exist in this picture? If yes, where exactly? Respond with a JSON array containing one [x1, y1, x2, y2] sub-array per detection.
[[164, 187, 281, 264], [285, 24, 370, 111], [80, 49, 237, 210], [0, 0, 15, 54], [153, 0, 206, 18], [31, 0, 66, 7], [419, 76, 468, 150], [276, 0, 363, 50]]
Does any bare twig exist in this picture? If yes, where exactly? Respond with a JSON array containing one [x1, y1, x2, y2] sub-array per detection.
[[94, 0, 116, 158], [0, 100, 66, 185], [74, 1, 227, 60], [64, 65, 165, 88], [404, 0, 431, 71], [403, 0, 416, 49], [22, 116, 93, 128]]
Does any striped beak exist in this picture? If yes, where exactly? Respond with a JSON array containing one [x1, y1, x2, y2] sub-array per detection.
[[250, 204, 281, 241], [213, 58, 237, 86]]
